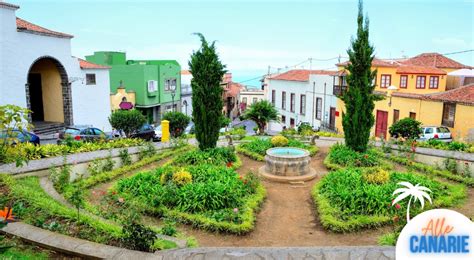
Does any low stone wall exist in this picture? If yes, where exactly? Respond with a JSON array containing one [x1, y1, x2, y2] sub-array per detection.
[[0, 142, 170, 180]]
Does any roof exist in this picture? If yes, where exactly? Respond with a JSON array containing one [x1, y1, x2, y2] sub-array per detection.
[[181, 70, 191, 75], [448, 69, 474, 77], [395, 65, 446, 75], [224, 82, 244, 97], [269, 70, 337, 82], [16, 17, 73, 38], [78, 58, 111, 69], [0, 1, 19, 10], [424, 84, 474, 105], [401, 53, 472, 69], [337, 58, 400, 68]]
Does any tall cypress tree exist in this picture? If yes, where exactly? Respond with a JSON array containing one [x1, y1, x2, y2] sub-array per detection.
[[189, 33, 227, 150], [341, 0, 378, 153]]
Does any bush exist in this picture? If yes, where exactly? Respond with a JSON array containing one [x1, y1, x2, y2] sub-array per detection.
[[327, 143, 382, 168], [121, 221, 156, 252], [281, 128, 297, 137], [297, 122, 313, 134], [241, 100, 279, 135], [271, 135, 288, 147], [448, 141, 468, 151], [119, 148, 132, 166], [172, 169, 192, 186], [238, 137, 318, 160], [172, 147, 237, 167], [109, 109, 146, 138], [362, 167, 390, 184], [388, 118, 422, 139], [162, 112, 191, 138]]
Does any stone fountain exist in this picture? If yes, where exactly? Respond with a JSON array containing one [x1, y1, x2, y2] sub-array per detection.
[[258, 147, 317, 183]]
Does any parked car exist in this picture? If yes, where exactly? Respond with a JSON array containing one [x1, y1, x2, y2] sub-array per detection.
[[419, 126, 453, 142], [0, 129, 40, 145], [130, 124, 156, 141], [154, 125, 162, 141], [57, 126, 112, 143], [184, 122, 195, 135]]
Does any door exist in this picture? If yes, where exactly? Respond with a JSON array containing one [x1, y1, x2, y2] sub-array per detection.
[[375, 110, 388, 138], [329, 107, 336, 129], [28, 73, 44, 121]]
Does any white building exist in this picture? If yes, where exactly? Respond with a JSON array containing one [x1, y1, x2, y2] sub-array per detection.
[[265, 70, 338, 131], [239, 87, 265, 112], [0, 2, 112, 132], [180, 70, 193, 117]]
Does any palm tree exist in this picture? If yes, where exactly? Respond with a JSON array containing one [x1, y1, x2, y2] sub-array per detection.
[[242, 100, 279, 135], [392, 181, 432, 222]]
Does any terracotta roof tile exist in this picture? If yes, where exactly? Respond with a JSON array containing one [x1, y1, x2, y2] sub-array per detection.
[[78, 58, 110, 69], [16, 17, 73, 38], [337, 58, 400, 68], [424, 84, 474, 105], [396, 65, 446, 75], [224, 82, 244, 97], [181, 70, 191, 75], [269, 70, 337, 82], [402, 53, 472, 69]]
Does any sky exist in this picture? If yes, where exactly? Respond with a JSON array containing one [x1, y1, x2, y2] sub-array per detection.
[[8, 0, 474, 87]]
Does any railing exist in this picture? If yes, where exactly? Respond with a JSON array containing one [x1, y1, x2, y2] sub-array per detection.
[[319, 121, 338, 133], [333, 85, 348, 96]]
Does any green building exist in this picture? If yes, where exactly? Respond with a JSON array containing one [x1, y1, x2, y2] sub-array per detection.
[[85, 51, 181, 123]]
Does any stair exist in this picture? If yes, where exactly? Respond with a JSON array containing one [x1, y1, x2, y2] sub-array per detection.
[[32, 121, 65, 135]]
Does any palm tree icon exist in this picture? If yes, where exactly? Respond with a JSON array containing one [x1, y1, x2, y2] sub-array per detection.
[[392, 181, 432, 222]]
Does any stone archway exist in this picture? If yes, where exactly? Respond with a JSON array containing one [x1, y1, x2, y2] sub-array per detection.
[[25, 56, 73, 126]]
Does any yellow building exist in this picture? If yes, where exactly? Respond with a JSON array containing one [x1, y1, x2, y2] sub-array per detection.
[[334, 53, 474, 141], [110, 81, 136, 111]]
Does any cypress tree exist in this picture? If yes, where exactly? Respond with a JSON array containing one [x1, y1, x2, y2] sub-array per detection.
[[341, 0, 379, 152], [189, 33, 227, 150]]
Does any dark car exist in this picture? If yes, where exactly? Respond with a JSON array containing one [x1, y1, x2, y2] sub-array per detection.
[[57, 126, 112, 143], [0, 129, 40, 145], [130, 124, 156, 141]]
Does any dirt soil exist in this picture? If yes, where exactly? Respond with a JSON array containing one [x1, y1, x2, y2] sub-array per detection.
[[179, 147, 389, 247]]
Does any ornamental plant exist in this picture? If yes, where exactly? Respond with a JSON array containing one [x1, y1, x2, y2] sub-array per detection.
[[362, 167, 390, 184], [0, 104, 31, 166], [189, 33, 227, 150], [271, 135, 289, 147], [388, 118, 422, 140], [172, 169, 192, 186], [242, 100, 279, 135], [108, 109, 146, 138], [162, 111, 191, 138], [341, 0, 381, 153]]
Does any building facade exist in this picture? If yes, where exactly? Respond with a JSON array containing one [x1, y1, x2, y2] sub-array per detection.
[[239, 87, 265, 112], [181, 70, 193, 117], [85, 52, 181, 124], [334, 53, 474, 140], [265, 70, 338, 131], [0, 2, 112, 132]]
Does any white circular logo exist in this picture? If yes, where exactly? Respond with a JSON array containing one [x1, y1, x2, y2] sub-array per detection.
[[396, 209, 474, 259]]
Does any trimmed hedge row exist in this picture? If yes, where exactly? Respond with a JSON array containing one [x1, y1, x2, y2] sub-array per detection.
[[235, 146, 264, 161], [386, 154, 474, 187], [323, 154, 393, 172]]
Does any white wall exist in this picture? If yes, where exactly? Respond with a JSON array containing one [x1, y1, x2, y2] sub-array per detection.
[[71, 68, 112, 131], [0, 5, 111, 131], [181, 73, 193, 117], [266, 74, 337, 130]]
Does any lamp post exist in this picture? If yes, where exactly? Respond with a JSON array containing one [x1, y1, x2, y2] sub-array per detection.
[[170, 84, 176, 112], [387, 85, 398, 107]]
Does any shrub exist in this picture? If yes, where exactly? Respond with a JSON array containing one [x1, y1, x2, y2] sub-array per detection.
[[109, 109, 146, 138], [448, 141, 468, 151], [443, 158, 458, 174], [362, 168, 390, 184], [49, 156, 71, 193], [172, 147, 237, 167], [297, 122, 313, 134], [281, 128, 297, 137], [119, 148, 132, 166], [162, 111, 191, 138], [138, 142, 156, 160], [327, 143, 381, 168], [271, 135, 288, 147], [160, 219, 177, 236], [388, 118, 422, 140], [0, 104, 31, 166], [121, 221, 156, 252], [172, 169, 192, 186], [241, 100, 279, 135]]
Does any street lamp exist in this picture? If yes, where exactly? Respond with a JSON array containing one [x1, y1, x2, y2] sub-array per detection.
[[170, 83, 176, 112], [387, 85, 398, 107]]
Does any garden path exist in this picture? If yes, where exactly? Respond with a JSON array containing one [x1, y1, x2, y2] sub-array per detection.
[[178, 147, 389, 247]]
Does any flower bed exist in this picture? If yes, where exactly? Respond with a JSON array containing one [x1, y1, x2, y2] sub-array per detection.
[[2, 138, 145, 164], [416, 139, 474, 153], [236, 137, 318, 161], [312, 168, 466, 233], [169, 147, 241, 169], [324, 144, 392, 171], [112, 160, 266, 234]]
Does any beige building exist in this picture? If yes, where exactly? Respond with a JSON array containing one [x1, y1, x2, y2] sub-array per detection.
[[239, 87, 265, 112], [110, 81, 136, 111]]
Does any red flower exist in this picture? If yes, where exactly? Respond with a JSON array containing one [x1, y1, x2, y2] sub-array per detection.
[[239, 175, 243, 180], [364, 154, 368, 159], [226, 161, 233, 168], [395, 204, 401, 210]]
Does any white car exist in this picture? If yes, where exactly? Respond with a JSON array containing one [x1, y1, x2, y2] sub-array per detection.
[[419, 126, 452, 142], [154, 125, 162, 141]]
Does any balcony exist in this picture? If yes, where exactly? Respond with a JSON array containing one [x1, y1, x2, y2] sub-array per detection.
[[333, 85, 348, 96]]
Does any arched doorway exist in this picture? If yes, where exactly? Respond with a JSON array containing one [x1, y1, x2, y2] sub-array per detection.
[[25, 56, 73, 126]]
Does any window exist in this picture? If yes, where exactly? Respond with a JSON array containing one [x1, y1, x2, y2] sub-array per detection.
[[290, 118, 295, 128], [429, 76, 439, 89], [400, 75, 408, 88], [393, 109, 400, 124], [271, 90, 276, 105], [316, 97, 322, 120], [252, 97, 258, 104], [290, 93, 295, 112], [242, 97, 247, 104], [300, 95, 306, 115], [425, 128, 433, 134], [147, 80, 158, 92], [165, 78, 177, 91], [416, 76, 426, 89], [281, 115, 286, 124], [442, 103, 456, 127], [380, 74, 391, 88], [282, 91, 286, 110], [409, 112, 416, 119], [86, 74, 96, 85]]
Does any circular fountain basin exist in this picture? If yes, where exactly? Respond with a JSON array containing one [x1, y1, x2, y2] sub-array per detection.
[[259, 147, 317, 183]]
